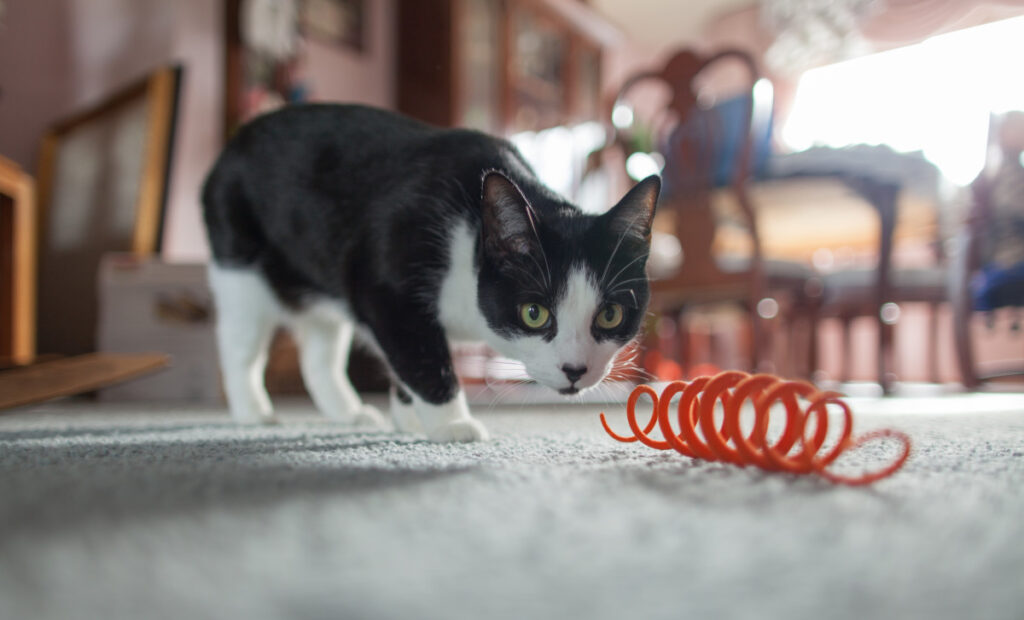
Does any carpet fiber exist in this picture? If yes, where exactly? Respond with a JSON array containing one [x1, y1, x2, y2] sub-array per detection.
[[1, 392, 1023, 620]]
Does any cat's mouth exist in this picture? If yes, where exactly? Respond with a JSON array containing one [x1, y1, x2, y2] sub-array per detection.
[[558, 386, 580, 395]]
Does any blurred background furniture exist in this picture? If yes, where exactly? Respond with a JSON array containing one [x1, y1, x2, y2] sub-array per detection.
[[0, 155, 37, 366], [611, 48, 814, 378], [35, 65, 182, 357], [952, 111, 1024, 387], [783, 162, 950, 394], [395, 0, 615, 135]]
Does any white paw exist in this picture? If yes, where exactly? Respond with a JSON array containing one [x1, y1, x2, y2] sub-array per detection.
[[350, 404, 388, 430], [391, 407, 423, 434], [425, 418, 490, 443]]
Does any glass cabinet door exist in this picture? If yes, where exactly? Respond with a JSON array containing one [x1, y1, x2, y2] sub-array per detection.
[[459, 0, 502, 132]]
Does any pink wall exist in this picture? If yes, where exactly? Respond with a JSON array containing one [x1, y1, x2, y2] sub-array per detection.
[[0, 0, 220, 262], [305, 0, 395, 108], [0, 0, 395, 262]]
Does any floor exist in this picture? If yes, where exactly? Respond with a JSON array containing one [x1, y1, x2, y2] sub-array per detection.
[[1, 389, 1022, 620]]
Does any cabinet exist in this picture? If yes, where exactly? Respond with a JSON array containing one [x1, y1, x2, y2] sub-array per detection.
[[397, 0, 616, 135]]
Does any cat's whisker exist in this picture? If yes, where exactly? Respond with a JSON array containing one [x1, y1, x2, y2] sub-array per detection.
[[486, 377, 531, 410], [486, 374, 528, 402], [516, 257, 550, 295], [599, 211, 646, 288], [605, 253, 649, 293], [608, 277, 649, 293], [524, 204, 553, 289]]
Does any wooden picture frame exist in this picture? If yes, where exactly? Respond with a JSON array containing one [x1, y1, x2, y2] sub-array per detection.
[[0, 155, 37, 365], [35, 65, 182, 356]]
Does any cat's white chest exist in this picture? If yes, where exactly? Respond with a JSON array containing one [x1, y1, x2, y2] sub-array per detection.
[[437, 222, 489, 342]]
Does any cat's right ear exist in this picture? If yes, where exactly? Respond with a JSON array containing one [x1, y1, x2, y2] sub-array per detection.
[[480, 171, 537, 256]]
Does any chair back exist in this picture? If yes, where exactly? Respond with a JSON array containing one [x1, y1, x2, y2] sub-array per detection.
[[611, 49, 770, 286]]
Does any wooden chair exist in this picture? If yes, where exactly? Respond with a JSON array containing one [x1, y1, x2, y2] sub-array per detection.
[[611, 49, 814, 377], [952, 112, 1024, 387], [808, 175, 948, 393]]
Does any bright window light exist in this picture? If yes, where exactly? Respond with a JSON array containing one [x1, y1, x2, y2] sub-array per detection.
[[781, 16, 1024, 186], [625, 152, 663, 181]]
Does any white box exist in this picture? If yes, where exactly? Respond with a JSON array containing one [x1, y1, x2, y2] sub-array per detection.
[[97, 253, 222, 402]]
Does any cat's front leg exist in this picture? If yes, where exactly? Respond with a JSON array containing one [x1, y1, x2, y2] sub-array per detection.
[[371, 311, 488, 442], [389, 385, 423, 434], [409, 388, 488, 443]]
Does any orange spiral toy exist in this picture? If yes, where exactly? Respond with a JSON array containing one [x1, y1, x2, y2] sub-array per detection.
[[600, 371, 911, 486]]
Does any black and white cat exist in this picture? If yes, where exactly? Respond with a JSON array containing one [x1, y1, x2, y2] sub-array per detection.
[[203, 104, 659, 442]]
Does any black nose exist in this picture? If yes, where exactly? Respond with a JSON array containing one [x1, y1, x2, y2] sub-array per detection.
[[561, 364, 587, 383]]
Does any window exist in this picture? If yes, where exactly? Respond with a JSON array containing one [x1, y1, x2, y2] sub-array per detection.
[[782, 15, 1024, 185]]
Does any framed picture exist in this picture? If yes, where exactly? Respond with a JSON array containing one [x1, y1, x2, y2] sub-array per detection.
[[299, 0, 366, 52], [0, 155, 36, 365], [35, 65, 182, 356]]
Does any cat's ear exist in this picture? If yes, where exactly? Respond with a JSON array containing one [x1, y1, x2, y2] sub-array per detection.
[[603, 175, 661, 244], [480, 171, 537, 255]]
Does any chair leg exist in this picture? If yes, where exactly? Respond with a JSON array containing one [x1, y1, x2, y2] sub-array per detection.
[[879, 319, 894, 395], [951, 244, 981, 388], [807, 306, 820, 382], [676, 312, 691, 377], [840, 316, 853, 383], [747, 311, 760, 374], [928, 301, 940, 383]]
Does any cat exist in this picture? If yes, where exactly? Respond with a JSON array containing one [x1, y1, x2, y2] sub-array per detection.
[[202, 103, 660, 442]]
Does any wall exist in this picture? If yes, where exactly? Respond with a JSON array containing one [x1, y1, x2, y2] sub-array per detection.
[[304, 0, 395, 109], [0, 0, 220, 262], [0, 0, 395, 263]]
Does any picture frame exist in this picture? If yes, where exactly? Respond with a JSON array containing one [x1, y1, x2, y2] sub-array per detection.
[[0, 155, 36, 365], [299, 0, 366, 52], [34, 65, 182, 356]]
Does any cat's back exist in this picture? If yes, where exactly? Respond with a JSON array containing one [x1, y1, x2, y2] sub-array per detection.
[[222, 103, 436, 170], [202, 103, 531, 300], [206, 103, 523, 203]]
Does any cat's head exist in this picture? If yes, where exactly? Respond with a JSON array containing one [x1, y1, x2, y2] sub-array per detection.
[[476, 171, 660, 395]]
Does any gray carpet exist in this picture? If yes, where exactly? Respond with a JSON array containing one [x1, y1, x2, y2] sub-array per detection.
[[1, 391, 1023, 620]]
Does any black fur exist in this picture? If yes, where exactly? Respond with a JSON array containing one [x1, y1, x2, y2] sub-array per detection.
[[203, 103, 659, 404]]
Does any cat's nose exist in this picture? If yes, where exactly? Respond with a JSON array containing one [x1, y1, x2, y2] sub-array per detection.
[[561, 364, 588, 383]]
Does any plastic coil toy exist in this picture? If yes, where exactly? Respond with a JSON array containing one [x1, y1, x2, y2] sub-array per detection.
[[600, 371, 911, 486]]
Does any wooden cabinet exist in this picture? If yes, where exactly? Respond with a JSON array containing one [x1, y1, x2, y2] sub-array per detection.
[[397, 0, 616, 134]]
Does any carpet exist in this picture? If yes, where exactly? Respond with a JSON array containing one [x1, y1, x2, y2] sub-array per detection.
[[1, 391, 1023, 620]]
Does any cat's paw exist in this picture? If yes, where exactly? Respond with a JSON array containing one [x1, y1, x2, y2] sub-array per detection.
[[425, 418, 490, 443], [391, 405, 423, 434], [350, 404, 388, 430]]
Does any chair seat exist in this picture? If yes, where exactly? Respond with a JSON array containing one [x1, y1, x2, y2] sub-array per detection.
[[821, 266, 947, 308], [717, 255, 816, 287], [649, 254, 815, 309]]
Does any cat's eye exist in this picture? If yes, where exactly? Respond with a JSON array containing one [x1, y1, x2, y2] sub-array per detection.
[[519, 303, 551, 329], [595, 303, 624, 329]]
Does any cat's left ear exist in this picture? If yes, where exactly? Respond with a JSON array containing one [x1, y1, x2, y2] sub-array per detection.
[[602, 175, 661, 244], [480, 171, 538, 256]]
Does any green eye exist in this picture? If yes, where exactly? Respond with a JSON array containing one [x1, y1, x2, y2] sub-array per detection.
[[519, 303, 551, 329], [595, 303, 624, 329]]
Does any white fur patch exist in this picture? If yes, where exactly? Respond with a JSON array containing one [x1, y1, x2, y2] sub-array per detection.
[[207, 264, 282, 424], [500, 266, 622, 393], [208, 263, 384, 429], [438, 222, 490, 341]]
